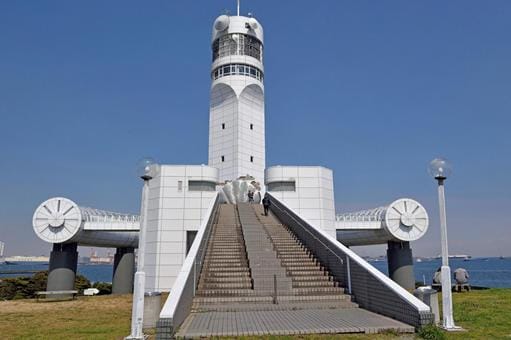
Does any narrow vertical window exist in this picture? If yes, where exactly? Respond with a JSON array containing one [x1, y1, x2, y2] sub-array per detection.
[[250, 156, 254, 162], [221, 156, 225, 162], [222, 123, 225, 130], [250, 123, 253, 130], [178, 180, 183, 192]]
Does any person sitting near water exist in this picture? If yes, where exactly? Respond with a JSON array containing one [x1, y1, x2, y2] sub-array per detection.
[[454, 267, 470, 292], [433, 267, 442, 285]]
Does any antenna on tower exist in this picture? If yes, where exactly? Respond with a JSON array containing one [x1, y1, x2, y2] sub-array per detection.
[[237, 0, 240, 16]]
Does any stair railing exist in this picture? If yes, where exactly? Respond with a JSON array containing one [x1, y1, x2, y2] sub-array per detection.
[[267, 193, 433, 329]]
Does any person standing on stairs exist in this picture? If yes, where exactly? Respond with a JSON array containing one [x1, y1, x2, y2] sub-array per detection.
[[262, 195, 271, 216]]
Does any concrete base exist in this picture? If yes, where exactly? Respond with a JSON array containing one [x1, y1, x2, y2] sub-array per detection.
[[113, 247, 135, 294], [47, 243, 78, 292], [143, 292, 162, 329], [387, 241, 415, 291]]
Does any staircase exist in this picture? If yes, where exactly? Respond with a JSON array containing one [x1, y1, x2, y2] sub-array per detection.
[[177, 203, 414, 336], [197, 204, 253, 297], [257, 205, 346, 296]]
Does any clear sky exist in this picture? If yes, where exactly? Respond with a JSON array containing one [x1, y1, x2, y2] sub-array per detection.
[[0, 1, 510, 258]]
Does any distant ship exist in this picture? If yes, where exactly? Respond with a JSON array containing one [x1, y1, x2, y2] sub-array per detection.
[[89, 249, 114, 265], [435, 254, 472, 260], [3, 256, 49, 263]]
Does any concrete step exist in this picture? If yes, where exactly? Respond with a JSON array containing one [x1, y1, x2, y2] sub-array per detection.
[[281, 262, 320, 269], [276, 246, 309, 251], [206, 256, 246, 261], [211, 236, 241, 238], [271, 238, 300, 243], [204, 275, 251, 281], [207, 267, 251, 272], [291, 275, 333, 282], [277, 253, 311, 258], [193, 294, 352, 305], [193, 295, 273, 304], [276, 248, 309, 253], [292, 287, 345, 295], [205, 254, 246, 259], [208, 248, 245, 252], [292, 280, 339, 288], [192, 300, 358, 312], [197, 289, 255, 297], [194, 293, 353, 305], [204, 276, 253, 283], [279, 257, 315, 263], [285, 265, 324, 272], [271, 238, 301, 243], [199, 282, 253, 290], [280, 259, 318, 265], [207, 252, 245, 255], [206, 254, 245, 259], [206, 262, 248, 268], [205, 271, 251, 277], [204, 258, 246, 263], [286, 270, 328, 276], [209, 244, 244, 247]]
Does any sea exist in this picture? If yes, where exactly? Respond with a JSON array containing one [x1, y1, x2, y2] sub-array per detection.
[[1, 257, 511, 288]]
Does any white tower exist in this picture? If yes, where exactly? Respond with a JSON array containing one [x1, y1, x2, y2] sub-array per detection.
[[208, 13, 265, 183]]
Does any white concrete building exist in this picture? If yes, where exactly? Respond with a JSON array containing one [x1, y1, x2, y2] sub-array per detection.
[[144, 165, 218, 291], [265, 166, 336, 238], [208, 15, 266, 183]]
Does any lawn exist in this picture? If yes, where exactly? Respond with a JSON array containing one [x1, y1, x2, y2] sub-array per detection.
[[0, 294, 135, 340], [0, 289, 509, 339], [441, 288, 511, 339]]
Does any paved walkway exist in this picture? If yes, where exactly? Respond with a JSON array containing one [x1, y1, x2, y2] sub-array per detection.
[[176, 308, 414, 337]]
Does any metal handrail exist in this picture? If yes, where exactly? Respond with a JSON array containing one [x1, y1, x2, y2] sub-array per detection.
[[271, 202, 344, 265]]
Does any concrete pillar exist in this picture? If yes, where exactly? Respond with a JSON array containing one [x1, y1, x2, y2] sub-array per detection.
[[112, 247, 135, 294], [47, 242, 78, 291], [387, 241, 415, 290]]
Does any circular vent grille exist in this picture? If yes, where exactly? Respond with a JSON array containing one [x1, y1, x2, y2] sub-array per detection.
[[384, 198, 429, 242], [32, 197, 82, 243]]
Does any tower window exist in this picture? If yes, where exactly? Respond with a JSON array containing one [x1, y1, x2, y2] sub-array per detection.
[[222, 123, 225, 130], [211, 63, 263, 81], [250, 156, 254, 162], [221, 156, 225, 162], [250, 123, 253, 130]]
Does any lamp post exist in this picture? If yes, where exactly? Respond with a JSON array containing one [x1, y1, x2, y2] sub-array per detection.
[[127, 158, 158, 340], [428, 158, 461, 331]]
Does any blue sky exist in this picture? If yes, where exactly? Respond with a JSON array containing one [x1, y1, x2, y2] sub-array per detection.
[[0, 1, 510, 257]]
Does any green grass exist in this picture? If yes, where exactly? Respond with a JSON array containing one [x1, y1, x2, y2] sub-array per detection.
[[0, 294, 134, 340], [442, 288, 511, 339], [0, 289, 510, 339]]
